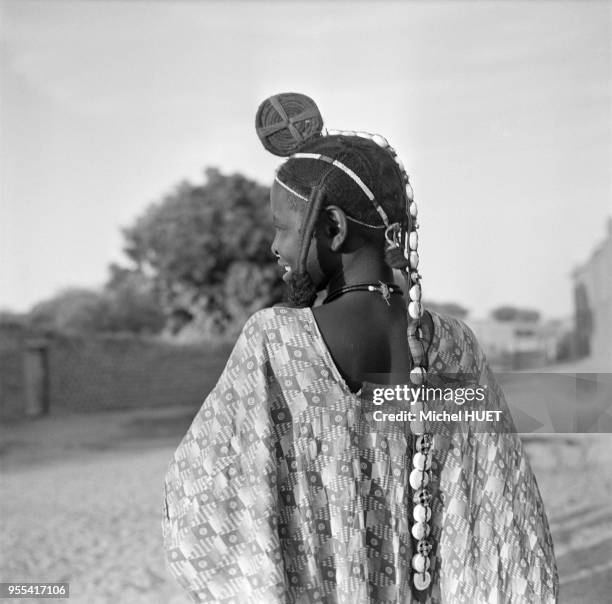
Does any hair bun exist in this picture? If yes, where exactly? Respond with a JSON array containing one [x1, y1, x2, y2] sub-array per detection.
[[255, 92, 324, 157]]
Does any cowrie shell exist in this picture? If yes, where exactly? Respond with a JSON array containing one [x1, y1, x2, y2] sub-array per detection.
[[413, 451, 432, 471], [414, 571, 432, 590], [413, 503, 432, 522], [409, 468, 429, 489], [412, 553, 431, 572]]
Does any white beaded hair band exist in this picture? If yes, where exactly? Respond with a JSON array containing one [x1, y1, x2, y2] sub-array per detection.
[[274, 176, 308, 202], [290, 152, 392, 229], [274, 175, 387, 229]]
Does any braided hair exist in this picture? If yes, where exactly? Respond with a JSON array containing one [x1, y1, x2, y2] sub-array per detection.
[[277, 134, 412, 306], [279, 134, 409, 235]]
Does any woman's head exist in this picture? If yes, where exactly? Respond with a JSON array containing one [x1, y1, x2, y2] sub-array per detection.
[[256, 92, 420, 308], [277, 133, 409, 235], [270, 133, 411, 306]]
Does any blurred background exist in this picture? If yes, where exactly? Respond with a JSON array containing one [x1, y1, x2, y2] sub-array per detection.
[[1, 1, 611, 602]]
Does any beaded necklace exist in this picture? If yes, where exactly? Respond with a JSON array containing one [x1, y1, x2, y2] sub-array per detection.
[[322, 281, 403, 305]]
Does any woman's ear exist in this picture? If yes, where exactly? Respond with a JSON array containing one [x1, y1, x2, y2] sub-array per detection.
[[322, 205, 348, 252]]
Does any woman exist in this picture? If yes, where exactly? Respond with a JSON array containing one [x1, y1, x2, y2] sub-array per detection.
[[162, 93, 559, 603]]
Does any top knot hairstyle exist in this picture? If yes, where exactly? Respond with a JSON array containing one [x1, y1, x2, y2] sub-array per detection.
[[255, 93, 434, 598], [255, 92, 324, 157]]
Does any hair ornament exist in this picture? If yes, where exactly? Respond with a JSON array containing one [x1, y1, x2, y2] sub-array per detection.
[[384, 221, 410, 270], [350, 126, 435, 594], [372, 134, 390, 147], [255, 93, 324, 157], [385, 222, 402, 248], [345, 215, 387, 230], [274, 171, 388, 230], [409, 230, 418, 250], [274, 176, 309, 202], [406, 183, 414, 201], [291, 153, 376, 203], [409, 284, 421, 301], [290, 151, 393, 230]]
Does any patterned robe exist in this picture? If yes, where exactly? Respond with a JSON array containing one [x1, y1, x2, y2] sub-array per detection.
[[162, 306, 559, 603]]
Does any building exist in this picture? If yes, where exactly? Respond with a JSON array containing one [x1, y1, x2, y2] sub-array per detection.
[[468, 316, 568, 370], [571, 217, 612, 370]]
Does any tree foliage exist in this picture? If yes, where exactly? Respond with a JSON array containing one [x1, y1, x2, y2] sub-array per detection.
[[29, 288, 110, 333], [120, 168, 283, 336], [28, 271, 165, 335], [103, 265, 166, 333], [25, 168, 281, 337]]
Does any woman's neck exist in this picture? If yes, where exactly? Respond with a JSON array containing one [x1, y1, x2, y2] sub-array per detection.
[[325, 247, 396, 294]]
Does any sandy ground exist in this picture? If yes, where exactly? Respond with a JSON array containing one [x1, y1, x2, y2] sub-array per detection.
[[1, 405, 611, 604]]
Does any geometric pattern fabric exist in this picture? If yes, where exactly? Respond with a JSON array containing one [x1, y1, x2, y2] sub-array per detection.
[[162, 307, 559, 603]]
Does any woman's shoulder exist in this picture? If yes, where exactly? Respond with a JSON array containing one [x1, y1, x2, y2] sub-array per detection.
[[426, 308, 479, 342], [239, 305, 310, 338], [222, 307, 308, 376], [425, 308, 485, 373], [248, 304, 307, 322]]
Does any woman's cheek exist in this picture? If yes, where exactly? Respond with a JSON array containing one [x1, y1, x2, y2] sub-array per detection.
[[305, 247, 326, 285]]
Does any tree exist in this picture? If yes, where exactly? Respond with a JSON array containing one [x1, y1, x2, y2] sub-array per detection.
[[0, 310, 27, 326], [29, 288, 110, 333], [119, 168, 283, 336], [27, 270, 165, 335], [102, 264, 166, 334]]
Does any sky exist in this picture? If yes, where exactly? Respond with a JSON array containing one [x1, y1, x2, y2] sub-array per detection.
[[1, 0, 610, 320]]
